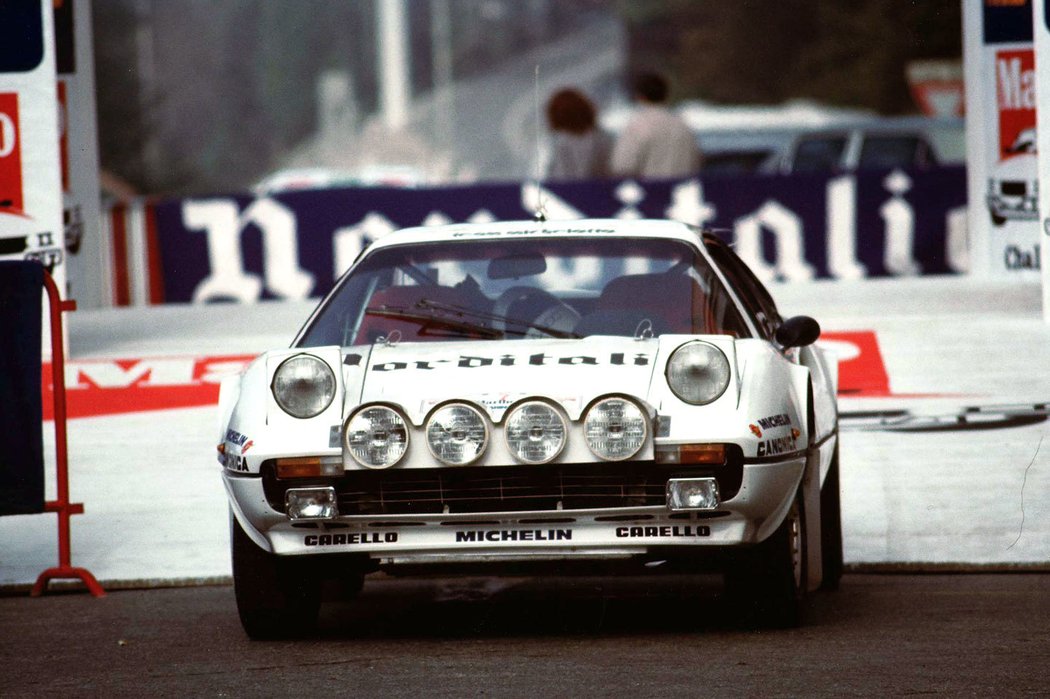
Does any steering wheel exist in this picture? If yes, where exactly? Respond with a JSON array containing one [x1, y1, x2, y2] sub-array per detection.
[[492, 286, 580, 337]]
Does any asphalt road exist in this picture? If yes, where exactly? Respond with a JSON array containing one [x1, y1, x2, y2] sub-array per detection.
[[2, 574, 1048, 697]]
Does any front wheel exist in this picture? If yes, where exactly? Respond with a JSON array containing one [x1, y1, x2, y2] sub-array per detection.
[[231, 515, 322, 640], [725, 491, 807, 628]]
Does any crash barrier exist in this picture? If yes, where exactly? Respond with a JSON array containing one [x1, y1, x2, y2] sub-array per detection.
[[103, 166, 968, 305], [0, 261, 104, 596]]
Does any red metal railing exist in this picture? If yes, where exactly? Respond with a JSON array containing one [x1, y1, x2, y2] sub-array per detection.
[[30, 271, 105, 598]]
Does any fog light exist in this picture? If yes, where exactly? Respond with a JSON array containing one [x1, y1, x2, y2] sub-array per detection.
[[286, 486, 338, 520], [666, 478, 720, 511]]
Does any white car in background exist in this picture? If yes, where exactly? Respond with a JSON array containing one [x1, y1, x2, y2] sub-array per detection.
[[217, 218, 841, 638], [987, 128, 1038, 226], [251, 165, 427, 196]]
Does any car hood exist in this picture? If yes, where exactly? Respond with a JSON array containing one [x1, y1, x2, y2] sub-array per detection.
[[347, 337, 661, 425]]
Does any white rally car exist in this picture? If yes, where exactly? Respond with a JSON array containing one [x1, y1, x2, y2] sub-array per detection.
[[218, 218, 840, 637]]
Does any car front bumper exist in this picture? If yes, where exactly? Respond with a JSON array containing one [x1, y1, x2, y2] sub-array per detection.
[[223, 454, 806, 561]]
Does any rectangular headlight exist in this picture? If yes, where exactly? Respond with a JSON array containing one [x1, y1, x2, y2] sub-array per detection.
[[666, 477, 720, 511], [286, 486, 338, 520]]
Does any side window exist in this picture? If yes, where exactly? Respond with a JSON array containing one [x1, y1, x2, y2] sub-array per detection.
[[858, 135, 925, 170], [703, 238, 782, 340], [790, 135, 848, 173]]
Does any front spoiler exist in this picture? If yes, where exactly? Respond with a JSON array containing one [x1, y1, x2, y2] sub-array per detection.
[[223, 454, 806, 560]]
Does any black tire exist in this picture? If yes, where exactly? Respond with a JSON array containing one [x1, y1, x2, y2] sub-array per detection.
[[991, 211, 1007, 227], [334, 556, 367, 600], [231, 515, 322, 640], [725, 491, 807, 628], [820, 445, 844, 590]]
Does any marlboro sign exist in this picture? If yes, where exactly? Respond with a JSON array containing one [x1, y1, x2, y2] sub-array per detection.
[[0, 0, 66, 357], [0, 92, 24, 217]]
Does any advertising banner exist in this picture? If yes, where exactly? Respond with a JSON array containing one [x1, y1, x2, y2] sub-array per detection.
[[0, 0, 65, 354], [1035, 0, 1050, 317], [148, 168, 968, 304], [964, 0, 1039, 277]]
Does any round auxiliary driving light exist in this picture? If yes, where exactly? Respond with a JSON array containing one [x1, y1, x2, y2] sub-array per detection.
[[426, 403, 488, 465], [504, 401, 567, 464], [583, 397, 647, 461], [665, 341, 731, 405], [272, 354, 337, 419], [345, 406, 409, 469]]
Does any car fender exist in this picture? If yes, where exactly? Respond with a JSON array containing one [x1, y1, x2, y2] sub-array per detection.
[[220, 356, 271, 475], [785, 358, 826, 591], [217, 373, 242, 442], [735, 340, 809, 450], [799, 343, 838, 446]]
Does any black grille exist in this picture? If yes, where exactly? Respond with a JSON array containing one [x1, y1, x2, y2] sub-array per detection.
[[262, 451, 743, 516], [1001, 181, 1027, 196]]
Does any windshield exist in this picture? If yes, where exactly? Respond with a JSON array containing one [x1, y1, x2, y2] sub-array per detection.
[[297, 237, 749, 347]]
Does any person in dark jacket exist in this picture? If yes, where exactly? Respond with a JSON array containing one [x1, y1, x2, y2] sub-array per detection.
[[545, 88, 611, 180]]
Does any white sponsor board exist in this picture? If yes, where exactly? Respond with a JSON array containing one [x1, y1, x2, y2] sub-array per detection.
[[0, 1, 66, 356], [1035, 0, 1050, 317], [963, 0, 1040, 278]]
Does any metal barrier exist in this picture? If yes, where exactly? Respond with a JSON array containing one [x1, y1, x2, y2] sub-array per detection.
[[32, 270, 104, 596]]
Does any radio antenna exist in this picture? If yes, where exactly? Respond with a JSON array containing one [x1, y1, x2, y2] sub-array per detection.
[[532, 65, 548, 222]]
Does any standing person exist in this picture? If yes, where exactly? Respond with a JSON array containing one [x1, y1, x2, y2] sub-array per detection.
[[611, 72, 702, 179], [545, 88, 611, 180]]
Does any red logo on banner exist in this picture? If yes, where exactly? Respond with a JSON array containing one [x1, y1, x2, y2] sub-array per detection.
[[995, 48, 1036, 161], [0, 92, 25, 216], [41, 354, 257, 420]]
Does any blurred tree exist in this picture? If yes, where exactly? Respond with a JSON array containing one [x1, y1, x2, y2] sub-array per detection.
[[616, 0, 962, 114]]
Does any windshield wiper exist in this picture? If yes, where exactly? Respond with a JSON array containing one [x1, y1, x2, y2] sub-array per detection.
[[417, 299, 580, 339], [365, 304, 504, 339]]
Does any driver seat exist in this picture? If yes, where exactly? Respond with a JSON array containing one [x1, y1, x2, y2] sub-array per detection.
[[575, 273, 704, 336]]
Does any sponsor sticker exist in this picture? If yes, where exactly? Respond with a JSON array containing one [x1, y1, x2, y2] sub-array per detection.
[[615, 525, 710, 538], [454, 528, 572, 543], [224, 455, 248, 473], [749, 413, 793, 438], [372, 352, 650, 372], [225, 428, 251, 451], [305, 532, 399, 546], [756, 434, 799, 457]]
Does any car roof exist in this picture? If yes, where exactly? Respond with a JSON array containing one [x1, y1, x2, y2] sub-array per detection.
[[367, 218, 702, 250]]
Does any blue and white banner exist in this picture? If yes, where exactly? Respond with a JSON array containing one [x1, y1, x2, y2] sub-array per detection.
[[151, 168, 968, 304]]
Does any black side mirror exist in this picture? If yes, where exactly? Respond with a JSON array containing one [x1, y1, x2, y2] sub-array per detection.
[[775, 315, 821, 348]]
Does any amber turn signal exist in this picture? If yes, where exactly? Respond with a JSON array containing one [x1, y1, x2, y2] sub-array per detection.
[[275, 456, 343, 478]]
